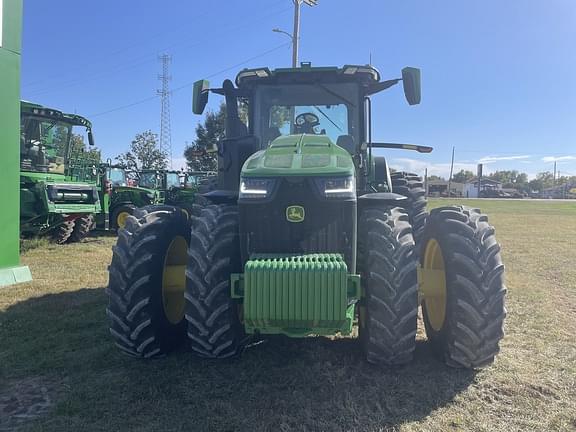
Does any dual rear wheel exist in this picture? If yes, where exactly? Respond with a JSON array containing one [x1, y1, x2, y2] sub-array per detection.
[[106, 204, 506, 368], [357, 204, 506, 367]]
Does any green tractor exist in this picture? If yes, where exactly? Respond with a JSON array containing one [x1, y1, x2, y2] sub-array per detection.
[[20, 101, 101, 244], [96, 164, 162, 230], [136, 169, 202, 216], [107, 64, 506, 368]]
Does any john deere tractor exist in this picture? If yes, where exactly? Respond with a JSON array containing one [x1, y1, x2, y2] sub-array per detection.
[[107, 64, 506, 368], [20, 102, 101, 244], [137, 169, 201, 215], [96, 164, 162, 230]]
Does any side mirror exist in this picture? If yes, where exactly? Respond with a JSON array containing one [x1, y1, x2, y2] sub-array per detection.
[[192, 80, 210, 115], [401, 67, 421, 105], [88, 129, 95, 146]]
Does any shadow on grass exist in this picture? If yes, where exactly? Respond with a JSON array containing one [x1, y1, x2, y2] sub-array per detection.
[[1, 288, 476, 432]]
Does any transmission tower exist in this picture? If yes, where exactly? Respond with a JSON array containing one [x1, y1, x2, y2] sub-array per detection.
[[157, 54, 172, 167]]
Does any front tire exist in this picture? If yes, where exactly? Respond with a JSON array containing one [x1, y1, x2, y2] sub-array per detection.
[[111, 204, 136, 230], [106, 207, 190, 358], [358, 206, 419, 365], [420, 206, 506, 368], [185, 205, 245, 358]]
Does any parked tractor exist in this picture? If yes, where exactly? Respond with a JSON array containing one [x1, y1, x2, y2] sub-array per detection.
[[96, 164, 162, 230], [20, 101, 101, 244], [107, 64, 506, 368], [136, 169, 201, 215]]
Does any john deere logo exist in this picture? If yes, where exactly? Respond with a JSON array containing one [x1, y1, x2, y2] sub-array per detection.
[[286, 205, 305, 223]]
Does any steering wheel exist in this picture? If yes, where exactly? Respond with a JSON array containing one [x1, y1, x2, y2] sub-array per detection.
[[294, 112, 320, 134]]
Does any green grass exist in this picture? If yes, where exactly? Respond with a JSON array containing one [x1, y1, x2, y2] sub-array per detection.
[[1, 200, 575, 431]]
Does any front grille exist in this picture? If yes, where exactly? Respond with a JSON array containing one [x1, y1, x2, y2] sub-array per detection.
[[239, 177, 356, 272], [47, 184, 97, 204]]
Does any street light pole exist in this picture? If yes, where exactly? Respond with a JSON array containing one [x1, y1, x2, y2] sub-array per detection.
[[292, 0, 301, 67], [273, 0, 317, 68]]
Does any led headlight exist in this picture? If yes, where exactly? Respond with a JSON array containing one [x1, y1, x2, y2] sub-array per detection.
[[316, 176, 356, 199], [239, 178, 275, 199]]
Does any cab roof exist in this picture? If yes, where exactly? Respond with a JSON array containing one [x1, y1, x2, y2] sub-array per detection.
[[235, 63, 381, 89], [21, 100, 92, 129]]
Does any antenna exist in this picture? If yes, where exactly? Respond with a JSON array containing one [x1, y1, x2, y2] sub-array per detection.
[[157, 54, 172, 168]]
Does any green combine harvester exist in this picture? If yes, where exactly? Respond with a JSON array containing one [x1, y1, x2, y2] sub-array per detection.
[[107, 64, 506, 368], [20, 101, 101, 244], [97, 164, 162, 230]]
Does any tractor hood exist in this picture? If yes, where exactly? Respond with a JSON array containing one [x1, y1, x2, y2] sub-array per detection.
[[241, 134, 354, 177]]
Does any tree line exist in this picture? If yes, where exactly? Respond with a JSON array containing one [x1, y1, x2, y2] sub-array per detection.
[[429, 170, 576, 193]]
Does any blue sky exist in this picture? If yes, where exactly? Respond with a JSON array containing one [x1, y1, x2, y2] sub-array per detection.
[[21, 0, 575, 178]]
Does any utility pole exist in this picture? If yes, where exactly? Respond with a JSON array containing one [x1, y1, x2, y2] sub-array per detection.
[[157, 54, 172, 168], [292, 0, 300, 67], [273, 0, 318, 67], [553, 160, 557, 185], [447, 146, 455, 197], [424, 167, 428, 197]]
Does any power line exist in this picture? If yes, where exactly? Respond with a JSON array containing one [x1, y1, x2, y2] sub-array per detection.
[[89, 41, 291, 118], [22, 2, 291, 95]]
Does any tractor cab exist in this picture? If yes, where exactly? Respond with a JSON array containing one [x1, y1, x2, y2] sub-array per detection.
[[137, 169, 182, 191], [20, 101, 96, 179], [193, 63, 425, 197]]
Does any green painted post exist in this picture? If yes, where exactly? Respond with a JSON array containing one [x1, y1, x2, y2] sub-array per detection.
[[0, 0, 32, 287]]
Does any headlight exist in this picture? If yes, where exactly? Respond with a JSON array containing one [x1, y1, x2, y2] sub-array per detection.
[[239, 178, 275, 199], [315, 176, 356, 199]]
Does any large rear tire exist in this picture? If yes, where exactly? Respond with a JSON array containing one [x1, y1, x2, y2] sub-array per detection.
[[390, 172, 427, 247], [420, 206, 506, 368], [68, 215, 94, 243], [358, 206, 419, 365], [185, 205, 245, 358], [106, 207, 190, 358]]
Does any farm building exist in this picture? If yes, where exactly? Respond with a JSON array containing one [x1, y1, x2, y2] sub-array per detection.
[[426, 180, 465, 197], [464, 178, 502, 198]]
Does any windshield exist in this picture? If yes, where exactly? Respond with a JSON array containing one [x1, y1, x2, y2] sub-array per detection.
[[108, 168, 127, 186], [139, 172, 159, 189], [20, 116, 71, 173], [186, 175, 199, 188], [166, 173, 181, 189], [253, 83, 360, 148]]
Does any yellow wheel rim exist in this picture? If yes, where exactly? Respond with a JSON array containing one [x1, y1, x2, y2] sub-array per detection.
[[162, 236, 188, 324], [420, 238, 447, 331], [116, 211, 130, 229]]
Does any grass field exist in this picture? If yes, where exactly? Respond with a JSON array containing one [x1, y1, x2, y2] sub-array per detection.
[[1, 199, 575, 431]]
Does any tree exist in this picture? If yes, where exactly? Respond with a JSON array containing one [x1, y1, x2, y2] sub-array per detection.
[[68, 133, 101, 165], [528, 171, 555, 192], [452, 170, 474, 183], [184, 104, 225, 172], [487, 170, 528, 189], [184, 101, 292, 171], [427, 175, 446, 181], [116, 130, 167, 171]]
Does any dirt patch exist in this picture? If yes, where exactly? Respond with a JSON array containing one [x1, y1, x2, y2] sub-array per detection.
[[0, 377, 64, 431]]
